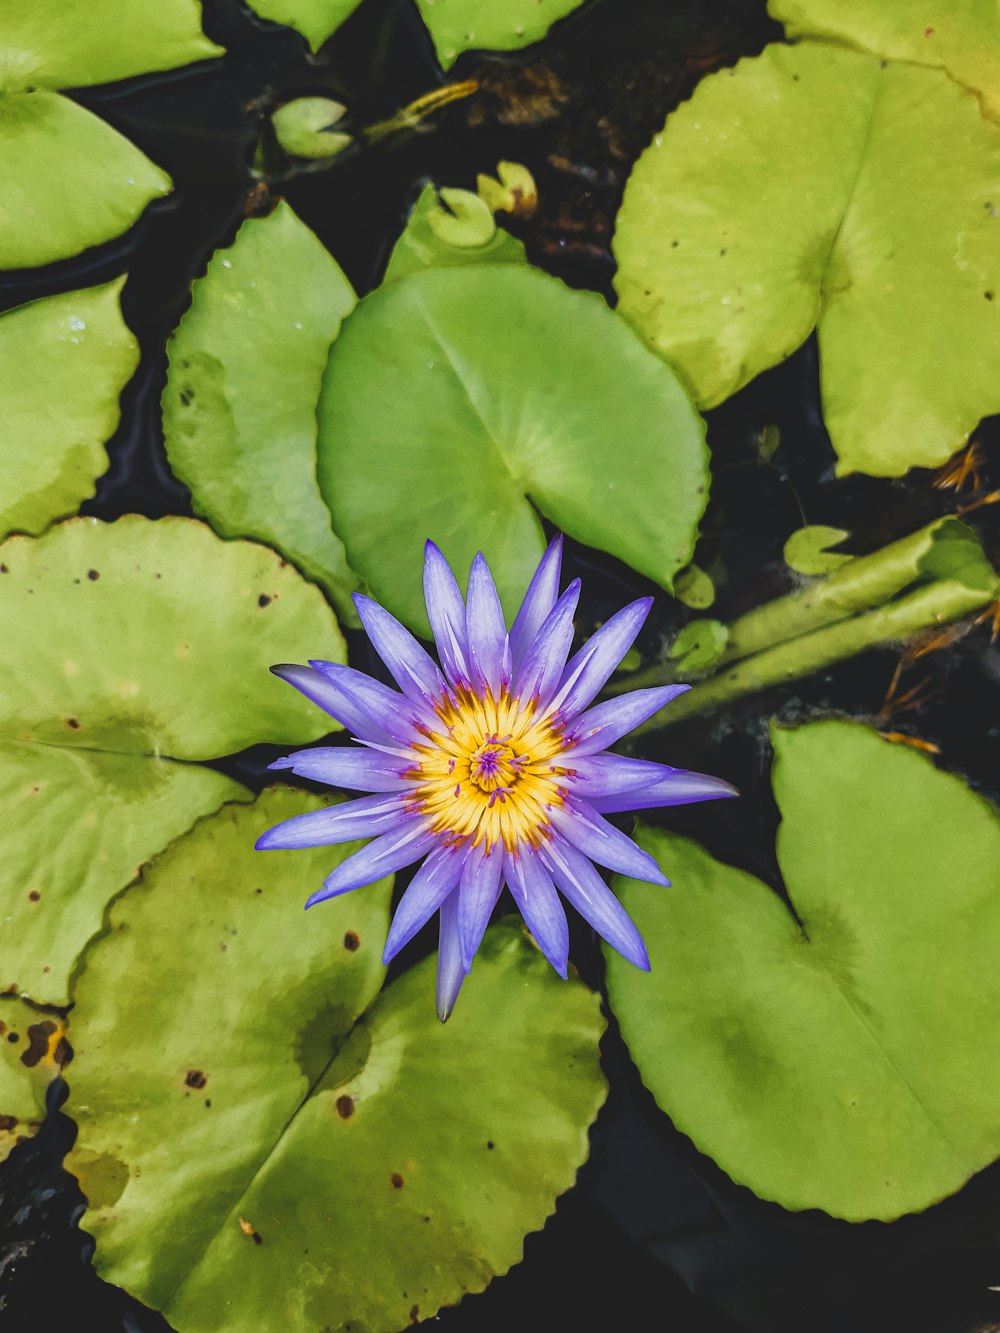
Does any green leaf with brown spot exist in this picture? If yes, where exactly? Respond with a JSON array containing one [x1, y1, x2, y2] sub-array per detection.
[[614, 42, 1000, 476], [0, 997, 66, 1162], [769, 0, 1000, 119], [163, 202, 361, 624], [0, 280, 138, 541], [67, 792, 606, 1331], [606, 720, 1000, 1220], [0, 515, 345, 1003]]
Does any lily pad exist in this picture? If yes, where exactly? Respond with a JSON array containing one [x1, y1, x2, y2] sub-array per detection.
[[668, 618, 728, 674], [0, 91, 171, 270], [613, 43, 1000, 476], [414, 0, 586, 69], [163, 202, 361, 623], [0, 515, 345, 1002], [317, 264, 708, 633], [0, 0, 222, 91], [67, 792, 606, 1332], [770, 0, 1000, 119], [673, 563, 716, 609], [384, 185, 527, 284], [242, 0, 364, 50], [606, 720, 1000, 1220], [0, 279, 138, 541], [0, 997, 66, 1162], [783, 525, 853, 576]]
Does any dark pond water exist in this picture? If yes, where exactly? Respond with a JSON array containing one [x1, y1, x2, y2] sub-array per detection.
[[1, 0, 999, 1329]]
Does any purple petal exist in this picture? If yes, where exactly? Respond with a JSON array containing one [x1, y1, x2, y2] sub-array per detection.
[[268, 747, 415, 791], [382, 843, 467, 963], [423, 541, 470, 688], [456, 840, 504, 970], [257, 794, 413, 850], [272, 663, 412, 748], [512, 579, 580, 710], [505, 849, 569, 978], [540, 834, 649, 969], [588, 769, 739, 813], [509, 534, 563, 668], [548, 599, 653, 721], [466, 552, 510, 696], [306, 821, 438, 907], [549, 799, 669, 886], [564, 754, 676, 799], [309, 660, 439, 742], [436, 890, 467, 1022], [562, 685, 690, 757], [353, 594, 447, 704]]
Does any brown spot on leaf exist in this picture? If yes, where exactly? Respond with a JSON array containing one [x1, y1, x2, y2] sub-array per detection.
[[486, 1140, 495, 1150], [54, 1036, 72, 1067], [343, 931, 360, 951], [87, 569, 100, 581], [409, 1306, 420, 1324], [336, 1095, 355, 1119], [0, 1115, 18, 1132], [258, 594, 272, 608], [185, 1069, 208, 1090], [20, 1020, 57, 1067], [66, 718, 80, 729], [390, 1173, 405, 1189], [6, 1032, 19, 1044], [28, 890, 40, 902]]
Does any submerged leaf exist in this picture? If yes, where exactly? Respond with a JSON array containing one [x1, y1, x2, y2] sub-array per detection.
[[0, 280, 137, 540], [614, 43, 1000, 476], [67, 793, 605, 1332], [0, 516, 345, 1002], [607, 720, 1000, 1219], [317, 264, 708, 633], [163, 202, 361, 623]]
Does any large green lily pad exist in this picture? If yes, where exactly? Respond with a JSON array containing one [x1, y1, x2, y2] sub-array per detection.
[[613, 42, 1000, 476], [68, 792, 606, 1332], [0, 91, 171, 270], [770, 0, 1000, 119], [242, 0, 364, 51], [0, 515, 345, 1003], [163, 202, 361, 624], [317, 264, 708, 633], [0, 997, 66, 1162], [0, 279, 137, 540], [606, 721, 1000, 1220], [414, 0, 586, 69], [0, 0, 221, 91]]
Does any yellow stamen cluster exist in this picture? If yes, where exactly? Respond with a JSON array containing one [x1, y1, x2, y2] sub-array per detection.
[[407, 688, 570, 852]]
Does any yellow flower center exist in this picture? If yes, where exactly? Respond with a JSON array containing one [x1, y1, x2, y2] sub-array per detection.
[[407, 687, 569, 852]]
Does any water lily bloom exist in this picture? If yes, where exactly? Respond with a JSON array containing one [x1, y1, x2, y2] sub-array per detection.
[[258, 537, 736, 1019]]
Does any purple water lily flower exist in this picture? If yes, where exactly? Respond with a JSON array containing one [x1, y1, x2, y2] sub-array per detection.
[[258, 537, 736, 1019]]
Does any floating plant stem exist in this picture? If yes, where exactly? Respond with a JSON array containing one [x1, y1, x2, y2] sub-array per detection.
[[617, 517, 998, 729], [363, 80, 479, 144]]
